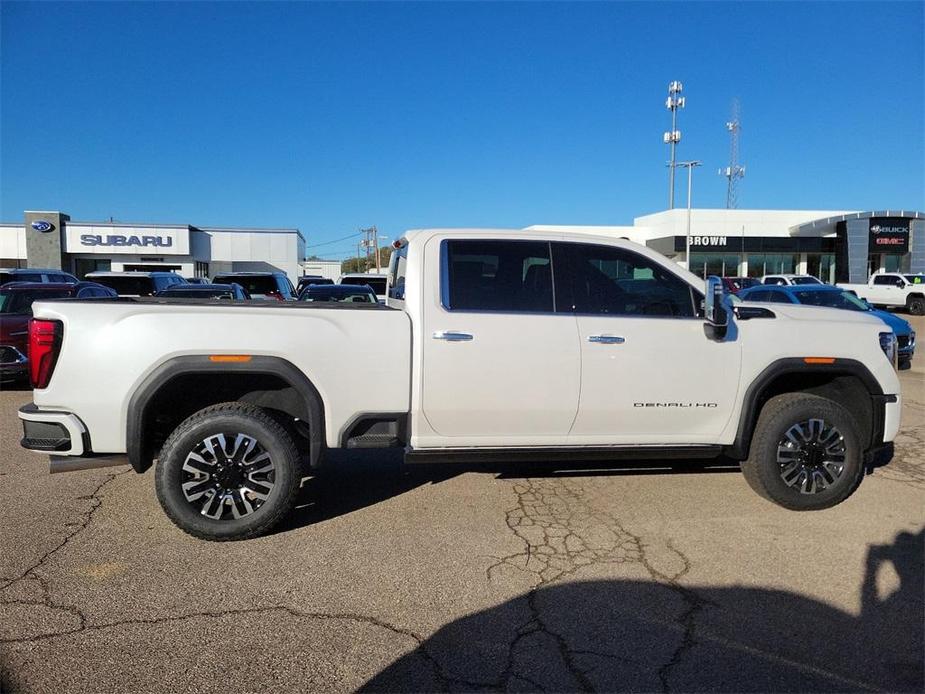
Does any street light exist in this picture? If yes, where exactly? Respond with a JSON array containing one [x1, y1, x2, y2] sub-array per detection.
[[671, 160, 702, 271]]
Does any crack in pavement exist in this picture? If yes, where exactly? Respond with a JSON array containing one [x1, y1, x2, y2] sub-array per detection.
[[483, 477, 704, 693]]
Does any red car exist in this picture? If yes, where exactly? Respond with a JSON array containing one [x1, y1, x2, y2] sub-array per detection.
[[0, 282, 116, 382], [721, 277, 761, 295]]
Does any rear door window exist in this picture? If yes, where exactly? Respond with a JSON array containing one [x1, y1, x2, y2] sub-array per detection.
[[442, 240, 553, 313]]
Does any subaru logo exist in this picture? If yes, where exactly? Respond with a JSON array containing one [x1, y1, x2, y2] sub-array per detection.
[[31, 220, 54, 232]]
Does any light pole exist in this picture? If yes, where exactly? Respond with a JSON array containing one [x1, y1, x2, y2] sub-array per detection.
[[675, 160, 702, 271]]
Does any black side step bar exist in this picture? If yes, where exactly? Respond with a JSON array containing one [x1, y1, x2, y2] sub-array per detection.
[[405, 445, 723, 465]]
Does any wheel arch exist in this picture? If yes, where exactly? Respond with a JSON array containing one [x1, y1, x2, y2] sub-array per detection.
[[126, 355, 326, 473], [727, 358, 891, 460]]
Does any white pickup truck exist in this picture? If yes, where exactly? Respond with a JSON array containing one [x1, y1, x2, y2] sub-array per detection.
[[838, 273, 925, 315], [20, 229, 902, 540]]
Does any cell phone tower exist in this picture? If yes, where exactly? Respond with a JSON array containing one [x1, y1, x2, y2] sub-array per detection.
[[663, 81, 685, 209], [719, 98, 746, 209]]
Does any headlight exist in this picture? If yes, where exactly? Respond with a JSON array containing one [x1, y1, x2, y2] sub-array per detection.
[[879, 332, 898, 367]]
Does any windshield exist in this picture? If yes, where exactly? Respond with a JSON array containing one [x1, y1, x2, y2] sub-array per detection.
[[301, 287, 375, 303], [0, 289, 72, 314], [342, 277, 386, 294], [793, 289, 868, 311], [791, 276, 822, 285], [214, 275, 278, 295], [91, 276, 156, 296]]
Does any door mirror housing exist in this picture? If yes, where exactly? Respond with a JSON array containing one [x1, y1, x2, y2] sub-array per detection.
[[704, 276, 728, 327], [895, 279, 905, 288]]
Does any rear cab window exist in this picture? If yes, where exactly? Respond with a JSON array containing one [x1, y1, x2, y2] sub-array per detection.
[[442, 240, 553, 313]]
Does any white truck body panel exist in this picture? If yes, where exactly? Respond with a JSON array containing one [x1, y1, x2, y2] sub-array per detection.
[[30, 302, 411, 451]]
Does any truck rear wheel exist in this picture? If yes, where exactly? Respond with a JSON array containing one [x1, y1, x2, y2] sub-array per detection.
[[155, 402, 301, 541], [740, 393, 864, 511], [907, 296, 925, 316]]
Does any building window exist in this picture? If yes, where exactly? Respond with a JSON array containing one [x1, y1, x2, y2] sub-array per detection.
[[806, 254, 835, 283], [73, 258, 111, 279], [746, 254, 799, 278], [195, 261, 209, 278], [688, 253, 740, 279]]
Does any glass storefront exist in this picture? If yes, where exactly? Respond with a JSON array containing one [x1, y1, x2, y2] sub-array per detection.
[[806, 254, 835, 283], [688, 253, 741, 279], [746, 254, 799, 278]]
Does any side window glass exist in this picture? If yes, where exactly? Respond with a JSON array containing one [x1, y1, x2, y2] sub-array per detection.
[[766, 291, 789, 303], [554, 243, 695, 317], [873, 275, 892, 286], [443, 240, 552, 313]]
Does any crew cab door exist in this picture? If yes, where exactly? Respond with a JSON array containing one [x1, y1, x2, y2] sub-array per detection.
[[420, 238, 580, 444], [869, 274, 903, 305], [552, 242, 741, 443]]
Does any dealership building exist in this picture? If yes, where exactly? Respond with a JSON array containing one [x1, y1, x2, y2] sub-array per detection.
[[2, 207, 922, 285], [0, 211, 306, 282], [531, 208, 924, 282]]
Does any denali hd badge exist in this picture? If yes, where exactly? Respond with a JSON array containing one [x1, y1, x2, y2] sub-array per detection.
[[634, 402, 718, 408], [30, 220, 54, 232]]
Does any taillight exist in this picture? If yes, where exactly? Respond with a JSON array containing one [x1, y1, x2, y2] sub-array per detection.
[[29, 319, 63, 389], [267, 290, 284, 301]]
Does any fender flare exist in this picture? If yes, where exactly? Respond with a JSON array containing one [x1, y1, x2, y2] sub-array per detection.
[[126, 355, 325, 472], [727, 358, 888, 460]]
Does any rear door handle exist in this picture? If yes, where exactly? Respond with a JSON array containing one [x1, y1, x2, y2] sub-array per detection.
[[587, 334, 625, 344], [433, 330, 473, 342]]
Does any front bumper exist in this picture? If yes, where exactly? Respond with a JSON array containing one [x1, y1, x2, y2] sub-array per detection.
[[0, 346, 28, 380]]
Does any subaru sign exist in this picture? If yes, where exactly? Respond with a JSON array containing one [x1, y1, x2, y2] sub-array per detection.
[[63, 224, 189, 255], [30, 220, 54, 232]]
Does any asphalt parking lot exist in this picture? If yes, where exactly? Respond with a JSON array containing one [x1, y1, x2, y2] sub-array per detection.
[[1, 318, 923, 693]]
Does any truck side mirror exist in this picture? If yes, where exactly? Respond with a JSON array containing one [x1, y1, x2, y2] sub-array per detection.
[[895, 279, 905, 288], [704, 276, 728, 327]]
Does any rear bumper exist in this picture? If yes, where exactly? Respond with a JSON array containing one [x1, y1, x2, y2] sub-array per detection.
[[19, 403, 88, 456], [19, 404, 130, 473]]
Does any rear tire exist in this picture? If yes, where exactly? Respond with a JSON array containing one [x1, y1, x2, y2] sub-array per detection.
[[155, 402, 301, 541], [740, 393, 864, 511], [907, 296, 925, 316]]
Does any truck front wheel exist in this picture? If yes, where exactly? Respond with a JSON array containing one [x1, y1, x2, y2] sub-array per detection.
[[740, 393, 864, 510], [155, 402, 302, 541]]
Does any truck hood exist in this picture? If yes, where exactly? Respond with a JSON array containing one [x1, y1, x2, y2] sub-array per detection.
[[739, 301, 886, 327]]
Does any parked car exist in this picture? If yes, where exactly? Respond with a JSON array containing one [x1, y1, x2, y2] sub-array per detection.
[[721, 277, 760, 294], [184, 277, 210, 285], [299, 284, 378, 303], [0, 282, 116, 382], [156, 283, 250, 300], [19, 229, 902, 540], [837, 273, 925, 315], [212, 272, 297, 301], [85, 271, 187, 297], [296, 275, 335, 294], [761, 274, 824, 286], [738, 283, 915, 369], [340, 273, 387, 302], [0, 268, 78, 286]]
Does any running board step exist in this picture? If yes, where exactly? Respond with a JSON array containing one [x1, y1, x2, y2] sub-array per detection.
[[404, 445, 723, 465]]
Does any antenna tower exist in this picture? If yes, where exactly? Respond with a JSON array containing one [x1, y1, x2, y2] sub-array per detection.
[[719, 99, 745, 208]]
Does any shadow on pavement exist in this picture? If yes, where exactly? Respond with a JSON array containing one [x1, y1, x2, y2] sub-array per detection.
[[360, 528, 924, 692], [277, 451, 740, 533]]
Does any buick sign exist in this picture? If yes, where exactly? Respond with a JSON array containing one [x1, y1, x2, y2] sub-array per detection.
[[31, 220, 54, 232]]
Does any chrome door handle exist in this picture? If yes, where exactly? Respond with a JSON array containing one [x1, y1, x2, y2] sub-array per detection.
[[588, 334, 625, 344], [432, 330, 473, 342]]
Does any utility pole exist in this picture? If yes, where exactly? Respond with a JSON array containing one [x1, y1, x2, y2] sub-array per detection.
[[719, 98, 746, 209], [674, 161, 702, 272], [663, 81, 685, 209], [359, 226, 379, 273]]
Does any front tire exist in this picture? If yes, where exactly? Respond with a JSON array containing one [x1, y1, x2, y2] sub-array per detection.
[[907, 296, 925, 316], [740, 393, 864, 511], [155, 402, 301, 541]]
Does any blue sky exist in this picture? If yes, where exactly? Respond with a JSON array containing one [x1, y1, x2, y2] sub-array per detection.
[[2, 1, 923, 259]]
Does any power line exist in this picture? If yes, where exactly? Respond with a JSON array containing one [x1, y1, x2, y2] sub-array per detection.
[[306, 231, 363, 249]]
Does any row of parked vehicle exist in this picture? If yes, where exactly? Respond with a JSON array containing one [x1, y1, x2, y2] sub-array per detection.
[[0, 267, 389, 382], [720, 272, 920, 370]]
